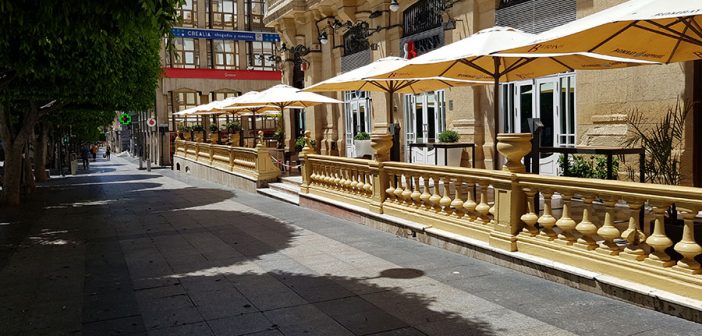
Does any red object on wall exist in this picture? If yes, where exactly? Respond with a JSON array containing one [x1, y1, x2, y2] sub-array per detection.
[[407, 40, 417, 59], [162, 68, 282, 80]]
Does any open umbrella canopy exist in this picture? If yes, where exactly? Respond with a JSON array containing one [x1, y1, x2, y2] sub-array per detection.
[[370, 26, 653, 82], [504, 0, 702, 64], [229, 84, 342, 108], [303, 56, 486, 94]]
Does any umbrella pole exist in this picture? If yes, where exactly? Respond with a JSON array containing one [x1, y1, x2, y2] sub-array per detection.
[[493, 58, 501, 171], [252, 112, 257, 147]]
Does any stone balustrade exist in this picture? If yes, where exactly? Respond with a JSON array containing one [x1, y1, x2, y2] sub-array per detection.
[[174, 140, 280, 191], [299, 133, 702, 300]]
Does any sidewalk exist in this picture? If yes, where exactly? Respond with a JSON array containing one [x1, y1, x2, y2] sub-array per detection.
[[0, 156, 700, 336]]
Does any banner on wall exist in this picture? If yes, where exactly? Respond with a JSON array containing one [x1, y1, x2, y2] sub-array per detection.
[[171, 27, 281, 42]]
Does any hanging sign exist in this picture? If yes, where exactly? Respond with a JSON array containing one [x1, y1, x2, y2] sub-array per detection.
[[147, 118, 157, 127], [119, 113, 132, 125], [171, 27, 280, 42]]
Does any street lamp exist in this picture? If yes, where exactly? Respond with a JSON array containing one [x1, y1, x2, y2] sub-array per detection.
[[389, 0, 400, 12], [319, 31, 329, 45]]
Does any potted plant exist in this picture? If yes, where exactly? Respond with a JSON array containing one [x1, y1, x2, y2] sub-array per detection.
[[208, 124, 220, 143], [353, 132, 373, 158], [273, 128, 284, 149], [224, 121, 241, 146], [177, 125, 186, 140], [182, 126, 193, 141], [192, 124, 205, 142], [295, 136, 316, 152], [437, 130, 462, 167]]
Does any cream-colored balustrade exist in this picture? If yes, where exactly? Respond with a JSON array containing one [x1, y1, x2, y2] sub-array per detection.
[[174, 140, 280, 183], [305, 155, 373, 208], [381, 162, 513, 244], [517, 174, 702, 299]]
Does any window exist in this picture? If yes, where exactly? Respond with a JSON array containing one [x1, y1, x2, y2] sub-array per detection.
[[208, 0, 237, 30], [170, 91, 201, 130], [211, 91, 240, 102], [178, 0, 198, 27], [245, 0, 266, 31], [247, 41, 277, 71], [168, 38, 200, 68], [208, 40, 239, 69]]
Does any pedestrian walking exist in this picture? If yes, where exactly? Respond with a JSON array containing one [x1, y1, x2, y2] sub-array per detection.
[[80, 144, 90, 170], [105, 145, 111, 160], [90, 144, 97, 162]]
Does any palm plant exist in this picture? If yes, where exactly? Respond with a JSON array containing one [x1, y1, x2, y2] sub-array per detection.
[[623, 99, 690, 185]]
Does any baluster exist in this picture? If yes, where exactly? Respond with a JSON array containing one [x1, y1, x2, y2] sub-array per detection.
[[644, 203, 675, 266], [385, 172, 396, 202], [420, 175, 432, 210], [574, 195, 598, 250], [555, 192, 576, 245], [429, 176, 442, 213], [401, 174, 413, 204], [440, 176, 453, 216], [410, 175, 422, 208], [363, 172, 372, 196], [349, 169, 359, 194], [463, 180, 477, 220], [537, 190, 557, 240], [596, 197, 622, 255], [394, 174, 405, 203], [343, 168, 353, 191], [451, 178, 464, 219], [520, 188, 539, 236], [621, 199, 647, 261], [475, 181, 490, 224], [323, 165, 331, 186], [673, 208, 702, 274], [333, 166, 342, 190]]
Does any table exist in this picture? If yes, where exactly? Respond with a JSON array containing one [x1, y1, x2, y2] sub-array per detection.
[[408, 142, 477, 168], [538, 146, 645, 182]]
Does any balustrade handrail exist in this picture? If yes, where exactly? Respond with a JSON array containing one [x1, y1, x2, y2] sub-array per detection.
[[307, 154, 372, 167], [516, 173, 702, 209]]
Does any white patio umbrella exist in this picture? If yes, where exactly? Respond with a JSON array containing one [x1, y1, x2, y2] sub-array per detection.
[[226, 85, 343, 148], [304, 57, 486, 153], [504, 0, 702, 64], [370, 26, 652, 169]]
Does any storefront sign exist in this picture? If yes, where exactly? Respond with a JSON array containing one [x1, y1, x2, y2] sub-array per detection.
[[171, 27, 280, 42], [162, 68, 282, 81]]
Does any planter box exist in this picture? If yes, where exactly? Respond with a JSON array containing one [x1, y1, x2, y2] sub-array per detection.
[[436, 147, 463, 167], [354, 140, 373, 158]]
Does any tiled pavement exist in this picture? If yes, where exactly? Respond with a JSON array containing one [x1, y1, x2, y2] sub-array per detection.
[[1, 155, 701, 336]]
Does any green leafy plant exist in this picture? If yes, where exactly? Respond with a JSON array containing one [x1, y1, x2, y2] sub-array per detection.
[[558, 155, 619, 179], [191, 124, 204, 132], [622, 100, 690, 185], [208, 124, 219, 132], [177, 124, 187, 132], [295, 136, 316, 152], [438, 130, 460, 143], [224, 121, 241, 133], [182, 125, 192, 132], [354, 132, 370, 141]]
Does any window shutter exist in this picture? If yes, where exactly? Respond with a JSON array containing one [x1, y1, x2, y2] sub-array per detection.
[[496, 0, 576, 34]]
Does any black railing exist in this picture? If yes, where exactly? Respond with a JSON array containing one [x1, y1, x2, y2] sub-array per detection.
[[498, 0, 532, 10], [403, 0, 443, 37]]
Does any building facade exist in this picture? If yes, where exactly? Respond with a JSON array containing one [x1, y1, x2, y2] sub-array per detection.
[[149, 0, 283, 166], [264, 0, 702, 186]]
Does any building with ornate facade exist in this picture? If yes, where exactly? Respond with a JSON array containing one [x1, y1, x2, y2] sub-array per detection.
[[146, 0, 283, 166], [264, 0, 702, 186]]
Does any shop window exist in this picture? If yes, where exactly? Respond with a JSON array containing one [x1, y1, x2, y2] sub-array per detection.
[[207, 0, 237, 30], [169, 91, 201, 131], [208, 39, 239, 69]]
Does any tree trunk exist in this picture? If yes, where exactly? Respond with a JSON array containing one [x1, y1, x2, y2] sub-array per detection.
[[1, 144, 23, 206], [22, 144, 36, 193], [34, 121, 50, 181]]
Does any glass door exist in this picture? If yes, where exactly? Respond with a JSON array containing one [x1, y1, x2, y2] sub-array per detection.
[[535, 77, 560, 175], [405, 91, 445, 164], [344, 91, 372, 157]]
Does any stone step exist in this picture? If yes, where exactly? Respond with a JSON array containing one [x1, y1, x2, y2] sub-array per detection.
[[269, 182, 300, 196], [280, 175, 302, 188], [257, 187, 299, 205]]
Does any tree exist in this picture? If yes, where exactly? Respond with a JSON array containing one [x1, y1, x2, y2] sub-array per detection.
[[0, 0, 183, 205]]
